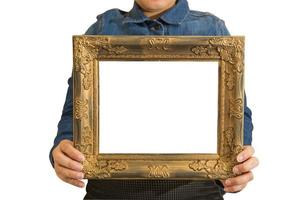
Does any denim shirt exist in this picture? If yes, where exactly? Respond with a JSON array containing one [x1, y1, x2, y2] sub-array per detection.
[[49, 0, 253, 167]]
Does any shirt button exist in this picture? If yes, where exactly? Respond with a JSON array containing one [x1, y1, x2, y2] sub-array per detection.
[[151, 24, 160, 31]]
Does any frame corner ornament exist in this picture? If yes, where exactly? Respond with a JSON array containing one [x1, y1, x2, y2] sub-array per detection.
[[83, 156, 128, 179]]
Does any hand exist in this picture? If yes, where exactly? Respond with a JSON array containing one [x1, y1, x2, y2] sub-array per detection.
[[221, 145, 259, 193], [52, 139, 86, 188]]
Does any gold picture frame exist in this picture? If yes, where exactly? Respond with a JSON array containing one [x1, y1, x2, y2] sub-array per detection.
[[73, 35, 245, 180]]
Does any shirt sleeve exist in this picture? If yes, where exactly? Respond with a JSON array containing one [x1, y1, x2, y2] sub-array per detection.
[[49, 77, 74, 168], [49, 21, 102, 168], [216, 19, 254, 145]]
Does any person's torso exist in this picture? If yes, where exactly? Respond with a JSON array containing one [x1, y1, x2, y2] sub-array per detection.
[[84, 1, 228, 199]]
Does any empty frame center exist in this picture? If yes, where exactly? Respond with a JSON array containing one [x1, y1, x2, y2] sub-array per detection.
[[99, 61, 218, 154]]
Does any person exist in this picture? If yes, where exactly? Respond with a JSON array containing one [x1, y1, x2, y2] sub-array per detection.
[[49, 0, 259, 199]]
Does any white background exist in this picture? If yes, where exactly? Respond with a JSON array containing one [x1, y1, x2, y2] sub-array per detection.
[[99, 61, 218, 154], [0, 0, 299, 199]]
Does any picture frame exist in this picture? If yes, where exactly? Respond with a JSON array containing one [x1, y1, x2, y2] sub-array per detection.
[[73, 35, 245, 180]]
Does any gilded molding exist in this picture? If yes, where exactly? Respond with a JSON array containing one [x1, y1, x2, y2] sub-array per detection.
[[225, 72, 236, 90], [189, 127, 243, 179], [189, 159, 230, 179], [209, 37, 244, 72], [229, 98, 243, 119], [78, 126, 93, 154], [83, 156, 128, 179], [74, 36, 128, 90], [148, 164, 170, 178], [73, 36, 245, 180], [148, 38, 170, 50], [191, 45, 219, 57], [74, 98, 88, 119], [192, 38, 244, 91]]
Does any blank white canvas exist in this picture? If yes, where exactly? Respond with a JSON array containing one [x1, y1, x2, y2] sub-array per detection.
[[99, 61, 218, 154]]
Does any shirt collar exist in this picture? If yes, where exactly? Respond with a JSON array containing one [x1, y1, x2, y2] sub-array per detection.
[[123, 0, 190, 25]]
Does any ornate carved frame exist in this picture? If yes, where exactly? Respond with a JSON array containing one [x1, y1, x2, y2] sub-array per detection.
[[73, 35, 245, 180]]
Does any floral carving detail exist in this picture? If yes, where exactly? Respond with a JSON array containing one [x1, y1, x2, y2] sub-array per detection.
[[78, 126, 93, 154], [189, 127, 243, 179], [74, 38, 96, 90], [148, 38, 170, 51], [189, 160, 219, 172], [74, 37, 128, 90], [229, 98, 243, 119], [223, 127, 243, 156], [189, 159, 231, 179], [81, 65, 92, 90], [190, 38, 244, 90], [83, 156, 128, 179], [74, 98, 88, 119], [191, 45, 219, 57], [209, 37, 244, 73], [226, 72, 236, 90], [97, 37, 128, 54], [148, 164, 170, 178]]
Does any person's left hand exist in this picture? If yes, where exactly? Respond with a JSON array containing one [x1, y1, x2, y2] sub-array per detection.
[[221, 145, 259, 193]]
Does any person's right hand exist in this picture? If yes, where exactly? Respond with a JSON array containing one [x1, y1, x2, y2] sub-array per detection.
[[52, 139, 86, 188]]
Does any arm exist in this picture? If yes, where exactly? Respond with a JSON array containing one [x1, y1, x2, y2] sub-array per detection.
[[244, 94, 253, 145], [49, 77, 74, 168]]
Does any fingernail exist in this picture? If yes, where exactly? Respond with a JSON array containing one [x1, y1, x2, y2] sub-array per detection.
[[79, 182, 85, 188], [79, 173, 85, 179], [79, 155, 85, 161], [237, 155, 244, 162]]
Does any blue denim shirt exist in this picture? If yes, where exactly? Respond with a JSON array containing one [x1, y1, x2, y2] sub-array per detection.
[[49, 0, 253, 167]]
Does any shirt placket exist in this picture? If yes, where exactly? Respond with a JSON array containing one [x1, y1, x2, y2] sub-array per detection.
[[147, 20, 165, 35]]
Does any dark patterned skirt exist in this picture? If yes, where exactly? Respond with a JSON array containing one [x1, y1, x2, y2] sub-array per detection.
[[83, 179, 225, 200]]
